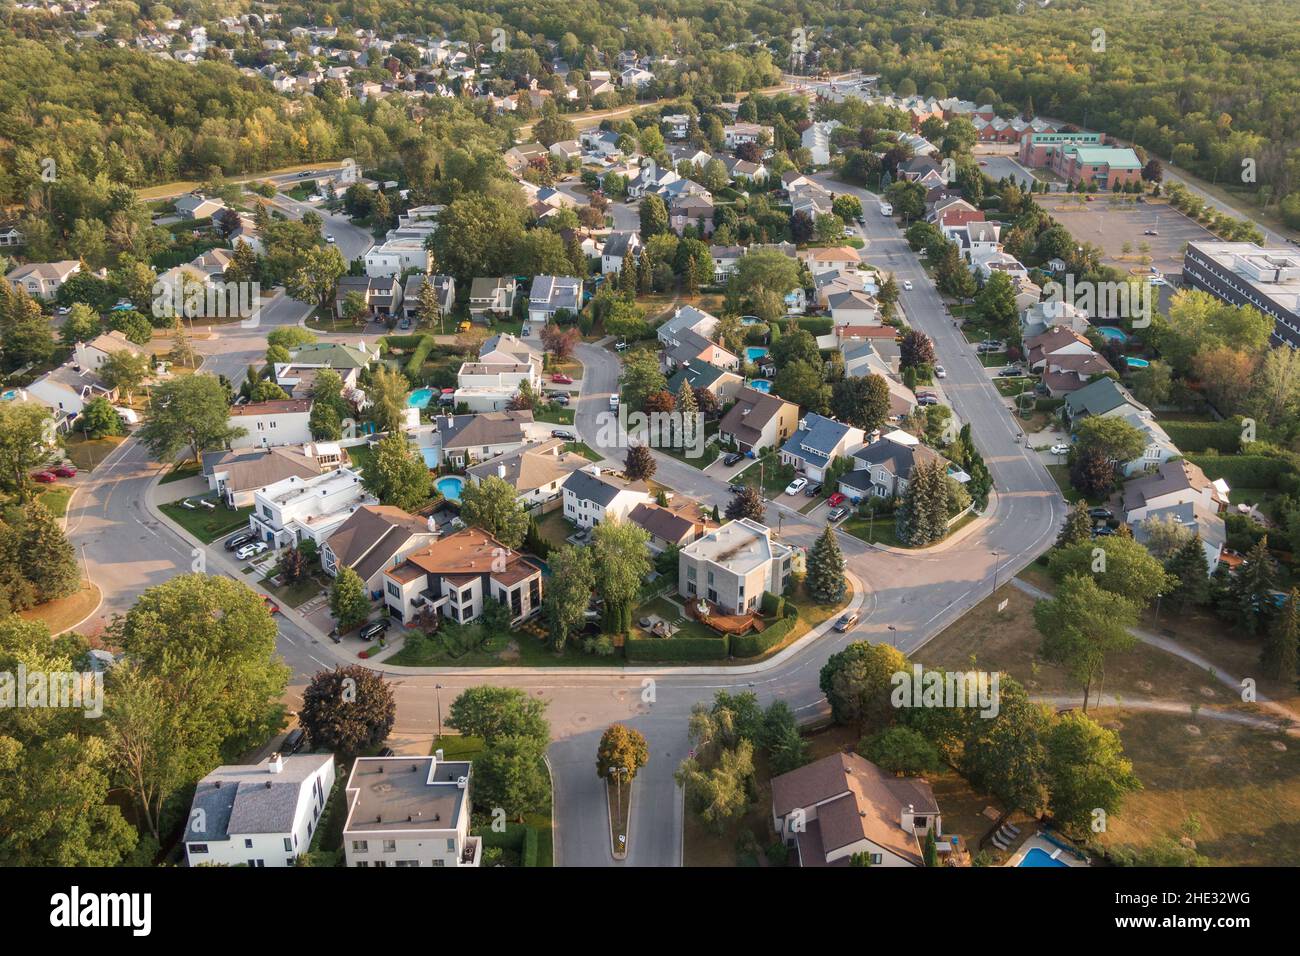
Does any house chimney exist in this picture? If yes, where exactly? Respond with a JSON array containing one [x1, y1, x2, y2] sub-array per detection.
[[268, 753, 284, 773], [497, 463, 507, 479], [435, 748, 444, 761]]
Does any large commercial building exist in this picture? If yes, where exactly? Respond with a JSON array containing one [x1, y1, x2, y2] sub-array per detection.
[[1182, 241, 1300, 347]]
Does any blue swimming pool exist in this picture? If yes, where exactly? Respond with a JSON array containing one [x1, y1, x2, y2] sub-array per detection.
[[1126, 357, 1150, 368], [1018, 847, 1068, 867], [749, 379, 772, 393], [745, 346, 770, 363], [420, 448, 439, 469], [408, 388, 435, 409], [1095, 326, 1128, 343], [436, 475, 465, 501]]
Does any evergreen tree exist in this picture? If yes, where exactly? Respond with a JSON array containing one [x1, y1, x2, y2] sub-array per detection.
[[1231, 536, 1278, 635], [1165, 534, 1211, 609], [1261, 588, 1299, 683], [896, 459, 949, 546], [1056, 501, 1094, 548], [806, 525, 847, 603], [924, 828, 939, 867], [330, 567, 371, 633], [17, 502, 80, 603]]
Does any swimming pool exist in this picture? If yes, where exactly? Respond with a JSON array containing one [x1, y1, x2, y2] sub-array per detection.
[[1018, 847, 1068, 867], [420, 448, 440, 469], [1095, 326, 1128, 343], [436, 475, 465, 501], [1126, 357, 1150, 368], [745, 346, 770, 363], [408, 388, 435, 409], [740, 315, 762, 326], [749, 379, 772, 393]]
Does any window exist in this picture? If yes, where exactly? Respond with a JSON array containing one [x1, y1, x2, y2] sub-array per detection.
[[686, 567, 696, 581], [447, 839, 456, 852], [189, 844, 208, 854], [245, 839, 253, 849], [383, 840, 397, 853], [870, 853, 882, 865], [387, 582, 401, 598], [352, 840, 368, 853], [284, 837, 293, 852]]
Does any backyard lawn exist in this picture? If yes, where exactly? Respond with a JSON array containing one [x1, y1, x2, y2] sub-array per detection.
[[158, 500, 253, 543], [535, 510, 578, 550]]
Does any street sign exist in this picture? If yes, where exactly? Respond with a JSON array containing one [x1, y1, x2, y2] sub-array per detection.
[[997, 599, 1009, 613]]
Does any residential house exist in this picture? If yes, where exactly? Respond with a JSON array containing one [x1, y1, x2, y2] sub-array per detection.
[[780, 414, 867, 482], [718, 387, 800, 454], [561, 465, 654, 529], [721, 155, 768, 184], [1021, 299, 1089, 339], [174, 193, 227, 220], [709, 245, 745, 280], [334, 275, 404, 319], [678, 518, 794, 615], [723, 123, 773, 150], [365, 237, 433, 277], [466, 438, 589, 515], [202, 442, 349, 508], [802, 120, 842, 166], [248, 466, 375, 548], [658, 305, 719, 348], [380, 527, 543, 626], [772, 751, 941, 867], [629, 501, 709, 552], [1132, 501, 1226, 574], [26, 365, 115, 421], [5, 260, 81, 299], [663, 327, 740, 373], [669, 193, 714, 236], [549, 139, 582, 163], [321, 504, 439, 597], [183, 753, 335, 868], [73, 331, 149, 373], [401, 274, 456, 322], [436, 411, 533, 468], [601, 232, 642, 275], [0, 221, 23, 247], [661, 114, 692, 140], [527, 275, 583, 323], [667, 361, 745, 405], [503, 143, 550, 175], [454, 357, 541, 413], [838, 430, 950, 501], [800, 246, 862, 275], [828, 290, 882, 328], [342, 754, 481, 867], [1121, 459, 1231, 525], [899, 155, 946, 189], [468, 277, 518, 321]]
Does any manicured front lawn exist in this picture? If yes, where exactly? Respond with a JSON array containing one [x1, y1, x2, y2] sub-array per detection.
[[36, 485, 73, 518], [63, 434, 126, 473], [563, 441, 603, 461], [532, 403, 575, 426], [386, 622, 620, 668], [735, 457, 795, 496], [158, 500, 253, 543], [263, 571, 329, 608], [659, 440, 719, 470], [840, 511, 904, 547], [160, 460, 203, 484]]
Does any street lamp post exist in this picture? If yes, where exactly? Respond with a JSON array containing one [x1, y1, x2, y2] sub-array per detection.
[[991, 551, 1001, 597], [435, 683, 444, 740], [887, 624, 897, 648], [1154, 592, 1164, 624]]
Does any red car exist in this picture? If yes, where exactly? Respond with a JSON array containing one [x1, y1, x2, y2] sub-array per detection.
[[551, 373, 574, 384], [53, 465, 77, 478], [262, 596, 281, 615], [31, 471, 57, 483], [827, 492, 847, 508]]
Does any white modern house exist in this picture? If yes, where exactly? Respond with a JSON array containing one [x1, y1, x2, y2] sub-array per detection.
[[342, 753, 481, 868], [183, 753, 335, 868], [678, 518, 795, 616], [248, 466, 376, 548], [364, 237, 433, 277], [454, 358, 542, 413]]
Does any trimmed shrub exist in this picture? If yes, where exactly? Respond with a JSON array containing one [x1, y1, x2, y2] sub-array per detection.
[[731, 615, 798, 658], [1161, 419, 1245, 454], [624, 635, 729, 661], [796, 317, 833, 337], [1185, 453, 1292, 489], [760, 591, 784, 618]]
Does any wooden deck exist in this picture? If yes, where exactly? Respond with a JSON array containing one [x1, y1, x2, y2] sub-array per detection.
[[687, 599, 766, 636]]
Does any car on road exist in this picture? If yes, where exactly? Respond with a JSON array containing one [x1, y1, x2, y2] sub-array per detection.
[[903, 280, 913, 291], [1148, 274, 1168, 286], [1143, 229, 1159, 236], [1088, 507, 1114, 520], [784, 477, 807, 496], [55, 306, 71, 316], [722, 452, 745, 466], [31, 471, 57, 483], [828, 506, 851, 522], [827, 492, 847, 508], [297, 171, 312, 178], [856, 216, 865, 226], [235, 541, 269, 560], [834, 610, 860, 632], [325, 234, 335, 243], [728, 483, 747, 494], [934, 365, 946, 378], [359, 618, 390, 642], [1050, 443, 1071, 456], [552, 373, 574, 384], [978, 160, 988, 167], [262, 596, 280, 615], [609, 395, 620, 411], [550, 429, 576, 440], [308, 194, 325, 203], [1084, 195, 1094, 202]]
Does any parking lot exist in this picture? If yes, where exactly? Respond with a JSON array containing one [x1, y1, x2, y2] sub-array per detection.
[[1037, 196, 1218, 276], [975, 154, 1038, 189]]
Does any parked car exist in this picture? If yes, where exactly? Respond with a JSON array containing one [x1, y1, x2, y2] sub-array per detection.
[[834, 610, 860, 632], [262, 596, 281, 615], [1050, 443, 1071, 456], [934, 365, 946, 378], [728, 483, 746, 494], [235, 541, 268, 560], [998, 366, 1023, 377], [325, 234, 336, 243], [30, 471, 57, 483], [804, 481, 823, 498], [1143, 228, 1159, 236], [722, 452, 744, 466], [398, 318, 412, 330], [550, 429, 576, 440], [613, 341, 630, 351], [226, 532, 256, 551], [916, 394, 939, 406], [1088, 507, 1114, 521], [784, 477, 808, 495], [1091, 525, 1116, 537], [549, 394, 570, 406], [282, 728, 307, 754], [359, 618, 390, 642], [828, 506, 851, 522], [828, 492, 847, 508], [552, 373, 574, 384]]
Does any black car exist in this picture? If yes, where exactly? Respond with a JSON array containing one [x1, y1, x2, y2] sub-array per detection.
[[225, 531, 256, 551], [359, 619, 390, 642], [804, 481, 823, 497], [728, 483, 746, 494], [998, 366, 1023, 377], [377, 747, 396, 758], [282, 728, 307, 754], [1088, 507, 1114, 521], [1091, 525, 1117, 537], [551, 429, 576, 440], [722, 452, 744, 466]]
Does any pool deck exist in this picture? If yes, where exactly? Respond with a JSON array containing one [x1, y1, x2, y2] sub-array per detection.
[[1007, 832, 1090, 867]]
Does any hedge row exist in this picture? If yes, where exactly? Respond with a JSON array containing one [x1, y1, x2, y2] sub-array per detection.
[[1185, 453, 1292, 489], [731, 614, 798, 658], [1162, 419, 1244, 454], [379, 333, 424, 352], [405, 335, 437, 380], [624, 635, 729, 661], [479, 822, 541, 867], [797, 317, 834, 337]]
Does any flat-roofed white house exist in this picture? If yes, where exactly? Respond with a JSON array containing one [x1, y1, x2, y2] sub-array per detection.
[[342, 754, 481, 867], [364, 237, 433, 277], [228, 398, 314, 449], [678, 518, 795, 615], [183, 753, 335, 868], [454, 358, 541, 413], [248, 466, 376, 548]]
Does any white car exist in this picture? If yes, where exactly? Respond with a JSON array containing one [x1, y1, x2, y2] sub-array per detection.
[[934, 365, 946, 378], [609, 395, 620, 411], [784, 477, 808, 496], [325, 234, 336, 244], [1050, 443, 1070, 456], [903, 280, 913, 291], [1148, 274, 1167, 286], [235, 541, 268, 560]]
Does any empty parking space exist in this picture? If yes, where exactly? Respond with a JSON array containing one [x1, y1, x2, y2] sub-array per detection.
[[1037, 197, 1218, 275]]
